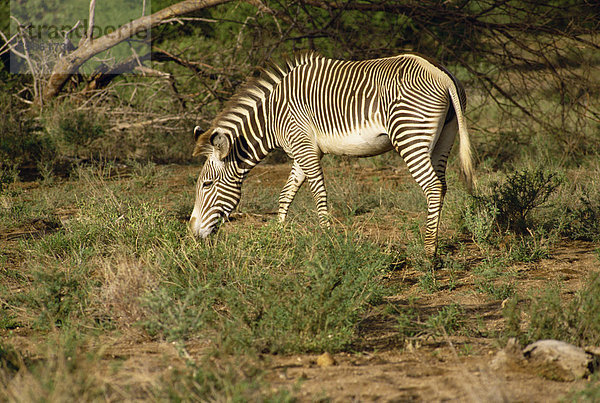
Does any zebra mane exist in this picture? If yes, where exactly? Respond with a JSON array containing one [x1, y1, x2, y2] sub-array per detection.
[[195, 51, 323, 156]]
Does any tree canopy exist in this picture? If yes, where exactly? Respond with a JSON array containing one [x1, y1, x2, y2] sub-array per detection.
[[1, 0, 598, 166]]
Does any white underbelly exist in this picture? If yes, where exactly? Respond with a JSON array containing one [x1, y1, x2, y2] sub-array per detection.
[[316, 124, 392, 157]]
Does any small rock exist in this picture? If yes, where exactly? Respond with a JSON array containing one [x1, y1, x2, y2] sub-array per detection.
[[316, 352, 336, 367], [523, 339, 592, 381]]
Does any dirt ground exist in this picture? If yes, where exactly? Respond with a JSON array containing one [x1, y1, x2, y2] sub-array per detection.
[[1, 163, 598, 401], [262, 246, 597, 402]]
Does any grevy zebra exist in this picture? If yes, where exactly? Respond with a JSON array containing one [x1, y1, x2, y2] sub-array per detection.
[[190, 52, 474, 256]]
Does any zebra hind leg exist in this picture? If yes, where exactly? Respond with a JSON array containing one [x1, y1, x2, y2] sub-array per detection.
[[431, 117, 459, 205], [421, 118, 459, 257], [421, 176, 445, 257], [393, 140, 446, 258], [278, 160, 306, 222]]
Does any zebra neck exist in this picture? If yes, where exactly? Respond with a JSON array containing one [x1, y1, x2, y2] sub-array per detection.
[[231, 134, 273, 173]]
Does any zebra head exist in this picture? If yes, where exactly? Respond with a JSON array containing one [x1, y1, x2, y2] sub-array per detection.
[[190, 127, 242, 238]]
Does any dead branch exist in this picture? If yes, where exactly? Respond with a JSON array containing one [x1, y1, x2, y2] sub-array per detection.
[[9, 16, 41, 103], [84, 53, 151, 92], [61, 21, 81, 56], [81, 0, 96, 47], [0, 30, 20, 57], [112, 115, 188, 131], [82, 46, 220, 94], [43, 0, 237, 103]]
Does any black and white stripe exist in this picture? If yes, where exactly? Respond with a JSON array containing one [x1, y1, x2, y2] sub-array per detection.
[[190, 52, 473, 256]]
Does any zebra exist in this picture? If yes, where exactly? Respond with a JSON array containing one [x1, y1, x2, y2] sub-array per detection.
[[189, 52, 474, 256]]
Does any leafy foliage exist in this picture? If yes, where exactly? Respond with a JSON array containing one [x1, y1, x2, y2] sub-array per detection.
[[472, 169, 562, 234], [461, 168, 561, 262], [557, 189, 600, 242], [0, 94, 55, 183]]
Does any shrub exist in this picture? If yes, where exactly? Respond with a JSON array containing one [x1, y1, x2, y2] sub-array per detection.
[[142, 225, 391, 354], [476, 279, 516, 300], [43, 106, 108, 161], [426, 303, 467, 336], [462, 196, 499, 247], [0, 94, 56, 183], [461, 168, 562, 260], [556, 189, 600, 242], [504, 273, 600, 346], [29, 264, 91, 330], [474, 168, 562, 234]]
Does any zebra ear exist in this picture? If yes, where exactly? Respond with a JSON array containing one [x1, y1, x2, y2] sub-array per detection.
[[192, 126, 209, 157], [193, 125, 203, 142], [210, 131, 231, 160]]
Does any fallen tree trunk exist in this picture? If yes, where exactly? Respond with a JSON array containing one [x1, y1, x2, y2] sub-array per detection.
[[42, 0, 233, 103]]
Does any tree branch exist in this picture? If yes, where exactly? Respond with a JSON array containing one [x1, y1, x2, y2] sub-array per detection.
[[43, 0, 236, 103]]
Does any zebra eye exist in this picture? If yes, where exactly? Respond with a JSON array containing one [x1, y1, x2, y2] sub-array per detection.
[[202, 180, 214, 189]]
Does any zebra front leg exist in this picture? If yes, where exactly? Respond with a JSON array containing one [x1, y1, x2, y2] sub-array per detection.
[[307, 174, 330, 228], [278, 161, 306, 222], [292, 146, 330, 228]]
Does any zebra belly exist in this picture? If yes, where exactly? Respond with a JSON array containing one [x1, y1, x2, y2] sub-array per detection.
[[315, 125, 393, 157]]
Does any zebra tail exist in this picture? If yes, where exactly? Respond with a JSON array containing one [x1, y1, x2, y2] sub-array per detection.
[[448, 83, 475, 193]]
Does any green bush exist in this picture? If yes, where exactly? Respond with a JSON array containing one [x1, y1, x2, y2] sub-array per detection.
[[142, 225, 391, 354], [462, 196, 499, 247], [461, 168, 562, 260], [506, 229, 552, 262], [58, 111, 105, 147], [472, 168, 562, 234], [42, 106, 109, 161], [28, 264, 91, 330], [476, 279, 516, 300], [426, 303, 466, 336], [556, 189, 600, 242], [0, 94, 56, 183], [504, 273, 600, 346]]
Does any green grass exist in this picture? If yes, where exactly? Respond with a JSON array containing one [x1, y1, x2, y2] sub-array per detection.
[[2, 157, 600, 400], [504, 272, 600, 347], [393, 301, 472, 340], [0, 162, 396, 399], [142, 223, 392, 354], [15, 166, 394, 355], [566, 373, 600, 402], [425, 303, 467, 337], [161, 355, 294, 401]]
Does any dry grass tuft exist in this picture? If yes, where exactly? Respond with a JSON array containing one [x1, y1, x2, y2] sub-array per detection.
[[93, 254, 158, 328]]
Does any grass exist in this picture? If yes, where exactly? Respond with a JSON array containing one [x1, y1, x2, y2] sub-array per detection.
[[425, 303, 467, 337], [567, 373, 600, 402], [1, 16, 598, 399], [0, 162, 395, 398], [145, 223, 392, 353], [1, 156, 600, 400], [11, 165, 392, 354], [504, 272, 600, 347]]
